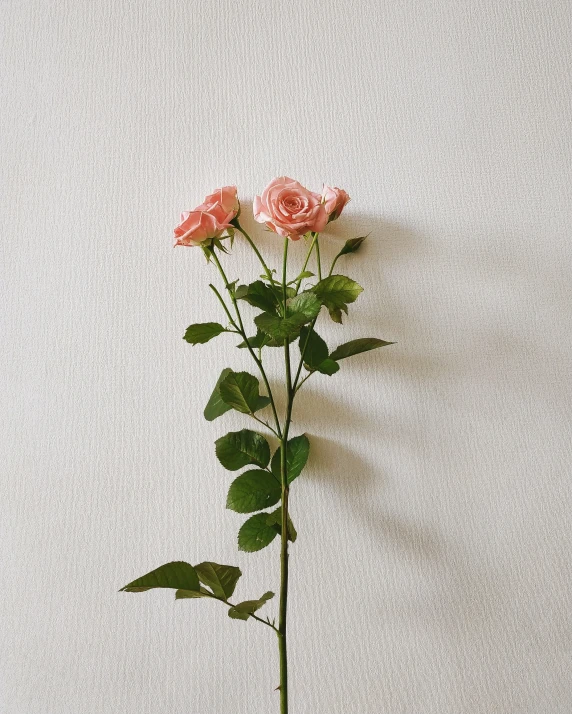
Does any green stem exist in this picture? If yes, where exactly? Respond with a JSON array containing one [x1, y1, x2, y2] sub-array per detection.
[[282, 238, 289, 310], [292, 320, 315, 392], [215, 597, 278, 633], [315, 237, 322, 281], [292, 236, 323, 392], [294, 371, 313, 394], [250, 413, 279, 438], [279, 236, 293, 714], [294, 232, 318, 294], [328, 254, 340, 276], [207, 246, 282, 438], [233, 220, 275, 284], [208, 283, 238, 329]]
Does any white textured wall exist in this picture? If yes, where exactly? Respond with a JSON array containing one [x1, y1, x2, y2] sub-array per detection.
[[2, 1, 571, 712]]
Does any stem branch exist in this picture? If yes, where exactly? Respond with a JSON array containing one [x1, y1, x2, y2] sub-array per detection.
[[278, 236, 293, 714], [207, 246, 282, 438]]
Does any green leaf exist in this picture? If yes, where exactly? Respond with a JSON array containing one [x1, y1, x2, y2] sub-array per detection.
[[212, 238, 230, 254], [237, 331, 270, 349], [237, 330, 283, 349], [204, 368, 233, 421], [228, 591, 274, 620], [238, 513, 279, 552], [268, 284, 296, 302], [316, 358, 340, 375], [286, 292, 322, 321], [234, 284, 249, 300], [266, 508, 297, 543], [254, 312, 308, 342], [339, 235, 368, 256], [312, 275, 363, 323], [289, 270, 314, 284], [299, 326, 329, 369], [255, 395, 272, 411], [329, 307, 344, 324], [225, 279, 238, 295], [270, 434, 310, 484], [175, 586, 214, 599], [194, 562, 242, 600], [183, 322, 227, 345], [219, 371, 265, 414], [120, 561, 200, 593], [330, 338, 395, 361], [237, 280, 279, 314], [226, 470, 282, 514], [215, 430, 271, 471]]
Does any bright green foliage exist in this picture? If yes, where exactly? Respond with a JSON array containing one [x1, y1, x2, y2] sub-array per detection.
[[204, 368, 233, 421], [184, 322, 227, 345], [312, 275, 363, 323], [228, 591, 274, 620], [238, 513, 279, 552], [330, 338, 394, 361], [194, 562, 242, 600], [219, 371, 270, 414], [215, 430, 271, 471], [271, 434, 310, 484], [227, 470, 282, 513], [120, 561, 200, 593]]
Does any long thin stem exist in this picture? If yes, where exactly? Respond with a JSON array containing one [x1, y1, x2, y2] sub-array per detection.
[[315, 237, 322, 281], [292, 237, 323, 393], [294, 371, 313, 394], [292, 322, 314, 392], [328, 253, 342, 276], [250, 413, 280, 438], [207, 246, 283, 438], [278, 236, 294, 714], [208, 283, 238, 329], [233, 220, 275, 284], [282, 238, 289, 309], [293, 232, 318, 294]]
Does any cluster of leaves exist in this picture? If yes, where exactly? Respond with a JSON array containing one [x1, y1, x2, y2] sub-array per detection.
[[120, 560, 274, 622], [216, 427, 306, 550], [120, 234, 394, 622]]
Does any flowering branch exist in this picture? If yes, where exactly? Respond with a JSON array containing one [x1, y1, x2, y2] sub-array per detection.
[[120, 178, 394, 714]]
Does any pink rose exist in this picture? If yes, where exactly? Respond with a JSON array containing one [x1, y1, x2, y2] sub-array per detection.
[[253, 177, 328, 240], [196, 185, 239, 228], [174, 186, 239, 247], [323, 186, 350, 222], [174, 210, 225, 247]]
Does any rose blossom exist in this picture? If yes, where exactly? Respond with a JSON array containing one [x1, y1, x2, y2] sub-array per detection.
[[174, 186, 239, 247], [196, 185, 239, 228], [323, 185, 350, 222], [253, 177, 327, 240], [174, 210, 225, 247]]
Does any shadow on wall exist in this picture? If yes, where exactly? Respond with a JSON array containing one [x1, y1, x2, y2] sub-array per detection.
[[245, 210, 570, 711]]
